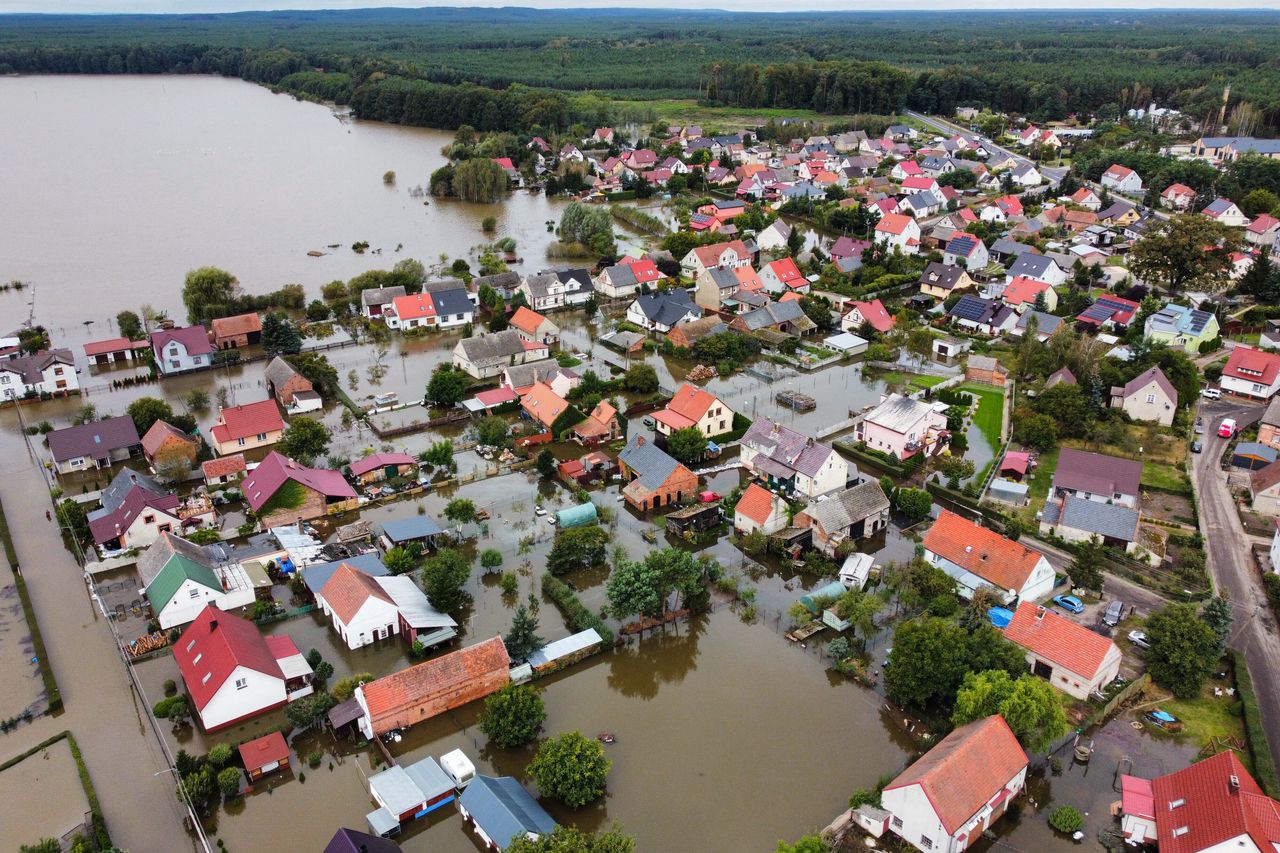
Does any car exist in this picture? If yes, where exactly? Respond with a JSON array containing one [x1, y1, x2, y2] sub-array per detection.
[[1103, 600, 1124, 627], [534, 505, 547, 517], [1201, 387, 1222, 400], [1191, 440, 1203, 454], [1128, 630, 1151, 649], [643, 417, 655, 429], [1219, 418, 1237, 438], [1052, 594, 1084, 614]]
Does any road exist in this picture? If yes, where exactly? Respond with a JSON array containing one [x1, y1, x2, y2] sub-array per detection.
[[1193, 397, 1280, 771], [904, 110, 1069, 185]]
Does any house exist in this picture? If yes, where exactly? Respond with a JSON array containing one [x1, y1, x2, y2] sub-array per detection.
[[1247, 213, 1280, 249], [508, 307, 560, 347], [1002, 602, 1123, 699], [943, 234, 989, 270], [626, 291, 702, 334], [202, 455, 245, 488], [151, 326, 215, 375], [855, 393, 949, 460], [1259, 398, 1280, 451], [652, 383, 734, 440], [264, 356, 320, 414], [740, 418, 848, 498], [843, 299, 894, 335], [881, 715, 1028, 853], [680, 240, 752, 276], [1222, 345, 1280, 399], [874, 213, 922, 255], [83, 337, 149, 366], [829, 236, 871, 264], [1235, 443, 1278, 472], [515, 272, 567, 312], [458, 776, 557, 852], [733, 482, 788, 536], [1041, 492, 1142, 555], [759, 258, 807, 295], [932, 336, 971, 361], [520, 382, 570, 431], [173, 605, 313, 732], [1160, 182, 1196, 211], [453, 331, 549, 380], [1203, 198, 1250, 228], [1144, 304, 1220, 352], [922, 510, 1056, 603], [1120, 750, 1280, 852], [47, 414, 141, 474], [571, 400, 621, 445], [731, 300, 817, 337], [669, 317, 728, 350], [365, 755, 458, 836], [316, 562, 457, 650], [355, 636, 510, 738], [1077, 294, 1141, 331], [1070, 187, 1102, 211], [361, 286, 406, 320], [550, 268, 594, 307], [890, 159, 923, 181], [238, 731, 290, 782], [209, 399, 285, 456], [794, 481, 891, 555], [1052, 448, 1142, 508], [140, 420, 198, 470], [948, 295, 1018, 337], [1100, 163, 1143, 193], [1006, 253, 1067, 287], [694, 267, 743, 311], [1000, 277, 1057, 313], [210, 313, 262, 349], [87, 469, 212, 551], [349, 452, 418, 486], [1249, 460, 1280, 515], [241, 452, 359, 529], [918, 263, 974, 300], [966, 355, 1008, 387], [1098, 201, 1140, 227], [1110, 365, 1178, 425], [755, 219, 792, 253], [617, 435, 699, 511], [1013, 310, 1063, 342], [138, 533, 255, 627], [824, 331, 869, 355], [595, 263, 642, 299], [384, 293, 436, 331], [0, 349, 78, 398]]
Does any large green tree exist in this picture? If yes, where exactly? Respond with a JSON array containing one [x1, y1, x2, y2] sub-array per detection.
[[452, 158, 509, 203], [547, 525, 610, 575], [1146, 602, 1220, 698], [504, 597, 544, 662], [885, 617, 971, 708], [528, 731, 611, 808], [664, 426, 707, 465], [479, 683, 546, 747], [277, 418, 330, 465], [422, 548, 472, 613], [1129, 213, 1240, 294], [506, 825, 636, 853], [182, 266, 241, 324], [427, 364, 470, 407], [952, 669, 1069, 753], [261, 313, 303, 356]]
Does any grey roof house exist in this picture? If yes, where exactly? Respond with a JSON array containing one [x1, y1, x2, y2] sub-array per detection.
[[452, 330, 547, 379], [1040, 494, 1141, 552], [794, 481, 891, 555], [458, 776, 557, 851], [625, 291, 702, 333], [740, 417, 849, 499]]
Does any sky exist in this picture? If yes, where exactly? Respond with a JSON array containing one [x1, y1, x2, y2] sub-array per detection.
[[3, 0, 1279, 13]]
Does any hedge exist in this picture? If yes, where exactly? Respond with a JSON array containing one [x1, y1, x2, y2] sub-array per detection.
[[1233, 649, 1280, 797], [542, 573, 614, 645], [0, 498, 62, 713], [551, 404, 587, 439]]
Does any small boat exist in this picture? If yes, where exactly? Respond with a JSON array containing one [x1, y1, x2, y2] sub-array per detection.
[[1144, 709, 1184, 732], [307, 249, 325, 257], [597, 732, 616, 744]]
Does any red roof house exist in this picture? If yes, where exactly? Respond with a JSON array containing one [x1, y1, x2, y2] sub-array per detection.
[[1143, 751, 1280, 853], [238, 730, 291, 781], [922, 510, 1055, 602], [845, 299, 894, 334], [1002, 602, 1123, 699], [733, 482, 787, 535], [349, 452, 418, 484], [1223, 345, 1280, 399], [209, 399, 285, 456], [759, 257, 807, 294], [652, 383, 733, 438], [202, 454, 247, 486]]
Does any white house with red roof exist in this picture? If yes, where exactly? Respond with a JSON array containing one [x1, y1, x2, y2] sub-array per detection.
[[759, 258, 808, 295], [901, 175, 941, 194], [209, 399, 285, 456], [1120, 750, 1280, 853], [890, 159, 923, 181], [316, 563, 456, 650], [980, 195, 1024, 223], [652, 383, 735, 440], [1001, 277, 1058, 313], [1069, 187, 1102, 211], [874, 213, 922, 255], [1247, 213, 1280, 249], [843, 299, 895, 334], [384, 293, 435, 330], [881, 714, 1029, 853], [1222, 345, 1280, 399], [1101, 163, 1143, 193], [680, 239, 753, 276], [1160, 182, 1196, 211], [733, 482, 788, 536], [173, 605, 314, 731], [1002, 602, 1122, 699], [922, 510, 1055, 603]]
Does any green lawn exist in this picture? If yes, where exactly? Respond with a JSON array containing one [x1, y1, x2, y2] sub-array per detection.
[[878, 371, 947, 389], [961, 384, 1005, 449], [1141, 462, 1191, 493], [1023, 445, 1060, 520], [1160, 687, 1250, 771]]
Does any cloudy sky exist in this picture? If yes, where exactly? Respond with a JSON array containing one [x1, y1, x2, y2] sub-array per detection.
[[3, 0, 1278, 12]]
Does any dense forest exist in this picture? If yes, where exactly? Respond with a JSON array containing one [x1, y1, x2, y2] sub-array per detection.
[[3, 8, 1280, 131]]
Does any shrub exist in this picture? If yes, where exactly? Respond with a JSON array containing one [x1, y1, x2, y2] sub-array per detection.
[[479, 684, 547, 748], [528, 731, 611, 808], [207, 743, 233, 768], [1048, 806, 1084, 833], [217, 767, 242, 798]]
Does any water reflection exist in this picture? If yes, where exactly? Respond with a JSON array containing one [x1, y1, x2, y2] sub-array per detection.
[[606, 616, 707, 700]]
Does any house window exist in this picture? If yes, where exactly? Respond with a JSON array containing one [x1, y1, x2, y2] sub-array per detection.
[[189, 588, 200, 598], [237, 438, 246, 447], [256, 433, 266, 441], [158, 523, 171, 534], [1145, 394, 1155, 404], [143, 514, 155, 524], [891, 817, 903, 830], [186, 640, 196, 652], [201, 673, 211, 685], [192, 654, 202, 665], [235, 678, 247, 690], [170, 360, 180, 369], [919, 836, 933, 849]]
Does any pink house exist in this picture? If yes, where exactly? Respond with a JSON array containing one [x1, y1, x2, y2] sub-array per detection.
[[854, 393, 950, 460]]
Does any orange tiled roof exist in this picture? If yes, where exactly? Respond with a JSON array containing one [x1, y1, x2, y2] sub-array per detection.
[[319, 563, 394, 625], [1002, 601, 1117, 679], [922, 510, 1045, 593], [202, 454, 246, 479], [735, 483, 776, 526], [361, 636, 510, 727], [509, 306, 547, 336], [666, 383, 716, 422], [520, 381, 569, 429], [210, 312, 262, 338]]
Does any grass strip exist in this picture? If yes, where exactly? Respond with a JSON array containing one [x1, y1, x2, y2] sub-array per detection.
[[1233, 649, 1280, 797]]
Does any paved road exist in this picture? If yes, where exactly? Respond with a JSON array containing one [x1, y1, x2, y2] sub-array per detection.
[[1193, 397, 1280, 771], [904, 110, 1068, 185], [0, 454, 196, 852]]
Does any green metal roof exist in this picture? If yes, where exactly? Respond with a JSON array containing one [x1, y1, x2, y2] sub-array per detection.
[[145, 553, 221, 612]]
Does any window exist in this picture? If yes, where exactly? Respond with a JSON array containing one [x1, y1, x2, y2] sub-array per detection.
[[170, 360, 180, 369], [256, 433, 266, 441], [1172, 827, 1189, 837], [193, 653, 202, 665], [1169, 798, 1186, 809], [1146, 394, 1155, 404], [237, 438, 246, 447], [235, 678, 247, 690], [201, 673, 211, 684], [189, 588, 200, 598], [158, 523, 171, 534], [186, 639, 196, 652], [143, 514, 155, 525], [919, 836, 933, 850], [891, 817, 903, 830]]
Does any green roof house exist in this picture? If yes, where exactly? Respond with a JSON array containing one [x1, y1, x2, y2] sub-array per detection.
[[138, 533, 257, 629]]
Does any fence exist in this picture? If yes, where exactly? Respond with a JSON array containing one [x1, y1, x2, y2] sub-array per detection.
[[1081, 673, 1151, 730]]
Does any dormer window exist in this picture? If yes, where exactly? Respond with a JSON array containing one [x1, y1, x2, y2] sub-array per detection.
[[1169, 798, 1186, 809]]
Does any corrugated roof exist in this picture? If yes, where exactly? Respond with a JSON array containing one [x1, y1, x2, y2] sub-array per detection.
[[458, 776, 557, 850]]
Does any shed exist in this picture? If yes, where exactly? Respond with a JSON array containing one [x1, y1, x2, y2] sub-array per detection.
[[555, 502, 598, 528], [379, 516, 444, 548], [999, 451, 1031, 481], [527, 629, 604, 672], [839, 552, 874, 590], [1234, 442, 1279, 471], [988, 478, 1029, 506], [664, 502, 722, 534], [458, 776, 557, 851], [823, 332, 869, 355], [238, 731, 290, 781]]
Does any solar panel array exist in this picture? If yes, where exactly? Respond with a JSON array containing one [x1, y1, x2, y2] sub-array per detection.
[[950, 295, 995, 322]]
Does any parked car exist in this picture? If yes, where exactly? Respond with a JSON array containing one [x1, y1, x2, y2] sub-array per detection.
[[534, 505, 547, 517], [1103, 600, 1124, 627], [1052, 594, 1084, 614], [1219, 417, 1237, 438], [1191, 440, 1203, 454], [1194, 417, 1204, 434], [1128, 630, 1150, 649], [1201, 387, 1222, 400]]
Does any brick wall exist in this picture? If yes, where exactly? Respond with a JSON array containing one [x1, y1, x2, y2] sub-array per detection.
[[372, 669, 509, 734]]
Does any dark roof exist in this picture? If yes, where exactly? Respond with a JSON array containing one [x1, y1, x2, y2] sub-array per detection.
[[324, 828, 403, 853], [1006, 253, 1058, 280], [949, 295, 1003, 325], [799, 481, 890, 532], [458, 776, 557, 850], [430, 287, 474, 317], [631, 291, 700, 327], [1117, 365, 1178, 406], [99, 467, 166, 512], [380, 516, 444, 543], [1016, 310, 1062, 336], [741, 417, 839, 479], [618, 435, 684, 491], [0, 348, 74, 385], [1043, 494, 1138, 542], [457, 330, 532, 364], [737, 299, 813, 332], [919, 262, 967, 291], [360, 286, 406, 308], [302, 552, 388, 596], [151, 325, 214, 357], [1053, 448, 1142, 498], [47, 415, 141, 463]]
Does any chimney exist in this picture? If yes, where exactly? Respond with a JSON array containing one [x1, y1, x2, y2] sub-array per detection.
[[1036, 606, 1047, 620], [208, 618, 218, 631], [636, 436, 645, 447], [1230, 774, 1241, 792]]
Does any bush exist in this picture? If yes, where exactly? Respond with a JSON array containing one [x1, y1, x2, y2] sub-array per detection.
[[207, 743, 233, 768], [152, 695, 189, 722], [528, 731, 611, 808], [542, 574, 614, 644], [163, 679, 177, 697], [217, 767, 242, 798], [479, 684, 547, 748], [1048, 806, 1084, 833]]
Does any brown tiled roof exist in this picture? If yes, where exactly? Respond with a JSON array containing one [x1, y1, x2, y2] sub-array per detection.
[[1002, 601, 1117, 679], [361, 637, 509, 729], [319, 562, 395, 625], [735, 483, 777, 526], [211, 312, 262, 338], [202, 455, 246, 479], [141, 420, 194, 457], [922, 510, 1045, 593]]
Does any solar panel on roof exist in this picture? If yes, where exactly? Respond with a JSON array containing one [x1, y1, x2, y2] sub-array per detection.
[[951, 296, 991, 322], [1081, 304, 1112, 321]]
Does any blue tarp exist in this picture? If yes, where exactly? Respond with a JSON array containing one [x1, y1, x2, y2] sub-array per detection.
[[278, 556, 296, 575], [1150, 710, 1177, 723], [800, 580, 849, 614], [988, 607, 1013, 628]]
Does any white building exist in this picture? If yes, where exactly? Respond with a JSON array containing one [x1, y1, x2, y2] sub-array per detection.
[[1001, 602, 1123, 700], [922, 510, 1055, 604], [316, 563, 457, 650], [137, 533, 258, 630], [0, 349, 78, 397], [739, 417, 848, 498]]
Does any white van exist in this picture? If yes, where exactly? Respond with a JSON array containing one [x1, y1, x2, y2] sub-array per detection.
[[1201, 387, 1222, 400]]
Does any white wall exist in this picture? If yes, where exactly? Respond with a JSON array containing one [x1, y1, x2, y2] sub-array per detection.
[[320, 595, 401, 650], [198, 665, 286, 731]]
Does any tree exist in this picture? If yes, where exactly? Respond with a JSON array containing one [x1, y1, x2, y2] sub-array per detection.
[[185, 388, 210, 411], [665, 426, 707, 465], [606, 555, 665, 620], [1147, 603, 1220, 698], [885, 617, 971, 708], [559, 202, 617, 255], [330, 673, 373, 703], [622, 363, 659, 394], [1034, 384, 1092, 437], [1241, 188, 1279, 217], [208, 742, 234, 767], [895, 488, 932, 520], [424, 439, 455, 469], [72, 403, 97, 425], [528, 731, 611, 808], [1049, 806, 1085, 834], [261, 312, 303, 355], [277, 418, 331, 465], [774, 835, 832, 853], [152, 694, 190, 723], [505, 598, 544, 662], [474, 415, 511, 447], [480, 548, 504, 570], [285, 692, 335, 731], [953, 670, 1068, 753], [217, 767, 242, 798], [1012, 411, 1058, 452], [182, 266, 241, 324], [422, 548, 471, 612], [427, 364, 469, 407], [506, 826, 637, 853], [285, 352, 340, 397], [1201, 595, 1234, 656], [116, 310, 144, 340], [479, 683, 546, 747], [1129, 213, 1240, 294], [1069, 537, 1105, 591], [547, 526, 610, 575], [57, 498, 91, 544], [1239, 249, 1275, 299], [20, 840, 61, 853], [537, 448, 557, 478], [444, 498, 477, 526], [126, 397, 176, 436], [452, 158, 509, 203], [384, 546, 417, 576], [305, 299, 331, 322]]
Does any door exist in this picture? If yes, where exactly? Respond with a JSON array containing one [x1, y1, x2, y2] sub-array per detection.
[[1033, 659, 1053, 679]]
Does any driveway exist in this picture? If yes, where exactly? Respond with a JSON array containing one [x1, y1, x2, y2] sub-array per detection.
[[1191, 397, 1280, 770]]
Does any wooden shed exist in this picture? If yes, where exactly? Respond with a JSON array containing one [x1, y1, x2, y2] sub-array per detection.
[[238, 730, 291, 781]]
